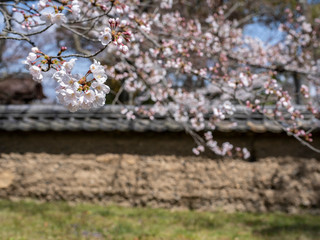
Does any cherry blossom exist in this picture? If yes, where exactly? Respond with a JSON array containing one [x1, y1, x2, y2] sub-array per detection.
[[54, 60, 110, 112], [1, 0, 319, 158]]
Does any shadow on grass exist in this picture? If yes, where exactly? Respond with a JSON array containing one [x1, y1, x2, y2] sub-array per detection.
[[256, 224, 320, 236], [259, 224, 320, 233]]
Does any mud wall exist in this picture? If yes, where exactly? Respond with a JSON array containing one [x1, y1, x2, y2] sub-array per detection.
[[0, 153, 319, 213]]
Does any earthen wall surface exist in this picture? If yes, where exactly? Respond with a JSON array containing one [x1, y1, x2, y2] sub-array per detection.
[[0, 153, 319, 213]]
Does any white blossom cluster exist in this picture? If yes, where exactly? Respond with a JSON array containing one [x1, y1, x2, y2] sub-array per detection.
[[71, 1, 81, 18], [23, 47, 43, 82], [212, 101, 235, 120], [204, 131, 250, 159], [54, 59, 110, 112], [98, 18, 131, 54], [160, 0, 173, 9], [38, 0, 81, 26], [40, 12, 67, 26], [99, 27, 113, 45]]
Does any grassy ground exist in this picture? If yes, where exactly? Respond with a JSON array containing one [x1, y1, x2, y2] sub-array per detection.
[[0, 200, 319, 240]]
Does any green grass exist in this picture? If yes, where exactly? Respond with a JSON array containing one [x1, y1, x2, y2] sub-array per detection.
[[0, 200, 319, 240]]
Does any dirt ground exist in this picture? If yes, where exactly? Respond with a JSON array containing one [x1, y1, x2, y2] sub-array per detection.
[[0, 153, 319, 213]]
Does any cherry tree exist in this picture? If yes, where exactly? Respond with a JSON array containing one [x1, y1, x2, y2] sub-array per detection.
[[0, 0, 319, 158]]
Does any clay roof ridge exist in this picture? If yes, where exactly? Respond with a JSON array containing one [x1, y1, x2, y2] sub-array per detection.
[[0, 104, 318, 133]]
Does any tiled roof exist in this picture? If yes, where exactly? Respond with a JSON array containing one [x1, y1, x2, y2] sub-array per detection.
[[0, 104, 319, 133]]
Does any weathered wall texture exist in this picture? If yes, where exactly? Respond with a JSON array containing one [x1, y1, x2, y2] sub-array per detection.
[[0, 153, 319, 213]]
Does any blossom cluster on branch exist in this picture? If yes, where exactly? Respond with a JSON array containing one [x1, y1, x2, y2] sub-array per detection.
[[0, 0, 319, 158]]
